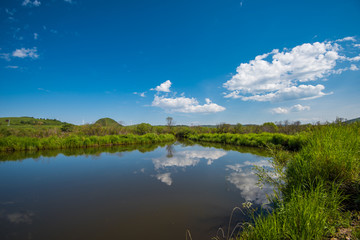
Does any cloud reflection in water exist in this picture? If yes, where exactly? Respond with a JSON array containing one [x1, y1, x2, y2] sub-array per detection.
[[153, 148, 227, 186], [152, 150, 227, 170], [156, 173, 173, 186], [226, 159, 274, 205]]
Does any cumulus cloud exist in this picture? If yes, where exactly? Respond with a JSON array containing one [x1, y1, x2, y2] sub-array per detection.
[[151, 80, 172, 92], [152, 95, 225, 113], [150, 81, 225, 113], [12, 47, 39, 59], [34, 33, 38, 40], [272, 104, 310, 114], [240, 84, 328, 102], [223, 39, 358, 102], [22, 0, 41, 7]]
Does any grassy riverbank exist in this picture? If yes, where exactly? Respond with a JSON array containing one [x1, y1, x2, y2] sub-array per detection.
[[235, 123, 360, 239], [0, 133, 175, 151], [183, 132, 307, 151]]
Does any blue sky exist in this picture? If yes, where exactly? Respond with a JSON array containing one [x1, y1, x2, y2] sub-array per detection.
[[0, 0, 359, 125]]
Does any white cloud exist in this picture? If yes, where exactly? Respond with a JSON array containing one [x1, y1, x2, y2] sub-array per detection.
[[272, 104, 310, 114], [350, 64, 359, 71], [272, 107, 289, 114], [240, 84, 328, 102], [150, 81, 225, 113], [151, 80, 172, 92], [5, 65, 19, 69], [336, 36, 356, 42], [38, 88, 50, 92], [348, 55, 360, 62], [34, 33, 38, 40], [354, 44, 360, 48], [292, 104, 311, 112], [12, 47, 39, 59], [223, 39, 358, 102], [0, 53, 11, 61], [64, 0, 73, 3], [152, 95, 225, 113], [22, 0, 41, 7], [133, 92, 146, 97], [156, 173, 172, 186]]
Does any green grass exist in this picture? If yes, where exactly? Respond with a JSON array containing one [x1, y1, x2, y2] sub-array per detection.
[[284, 123, 360, 208], [0, 116, 66, 126], [233, 123, 360, 239], [184, 132, 307, 151], [237, 183, 344, 240], [0, 133, 175, 152]]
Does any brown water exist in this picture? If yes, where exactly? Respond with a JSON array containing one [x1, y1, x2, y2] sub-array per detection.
[[0, 142, 273, 240]]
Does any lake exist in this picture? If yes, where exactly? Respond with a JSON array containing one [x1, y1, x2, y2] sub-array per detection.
[[0, 142, 273, 240]]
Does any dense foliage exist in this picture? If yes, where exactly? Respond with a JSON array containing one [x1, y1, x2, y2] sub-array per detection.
[[0, 133, 175, 151], [184, 132, 307, 151], [236, 123, 360, 239]]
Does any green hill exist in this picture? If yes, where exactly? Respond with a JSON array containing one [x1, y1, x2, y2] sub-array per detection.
[[95, 118, 121, 127], [0, 117, 65, 126]]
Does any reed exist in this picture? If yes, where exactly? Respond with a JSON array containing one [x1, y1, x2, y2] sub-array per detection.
[[0, 133, 175, 152]]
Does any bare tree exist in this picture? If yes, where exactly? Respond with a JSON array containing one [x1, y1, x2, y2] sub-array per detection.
[[166, 117, 174, 128]]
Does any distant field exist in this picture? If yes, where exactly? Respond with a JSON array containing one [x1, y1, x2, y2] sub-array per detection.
[[0, 117, 66, 126]]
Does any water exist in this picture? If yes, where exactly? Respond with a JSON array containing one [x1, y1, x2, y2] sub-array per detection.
[[0, 142, 273, 240]]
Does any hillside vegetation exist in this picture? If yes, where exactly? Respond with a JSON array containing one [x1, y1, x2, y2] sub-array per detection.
[[94, 117, 121, 127]]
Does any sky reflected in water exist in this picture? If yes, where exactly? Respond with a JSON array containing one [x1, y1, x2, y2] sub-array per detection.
[[0, 142, 272, 240]]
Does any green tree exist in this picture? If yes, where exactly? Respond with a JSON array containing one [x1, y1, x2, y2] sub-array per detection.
[[135, 123, 152, 135], [262, 122, 278, 133]]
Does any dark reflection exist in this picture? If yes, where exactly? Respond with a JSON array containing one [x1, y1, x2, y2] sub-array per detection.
[[178, 139, 271, 157], [0, 142, 171, 162], [166, 144, 174, 158]]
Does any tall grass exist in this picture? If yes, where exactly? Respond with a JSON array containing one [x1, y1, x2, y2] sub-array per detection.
[[238, 183, 344, 240], [0, 133, 175, 152], [232, 123, 360, 239], [184, 132, 307, 151], [284, 123, 360, 208]]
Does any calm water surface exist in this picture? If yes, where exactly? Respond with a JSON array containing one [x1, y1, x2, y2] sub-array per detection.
[[0, 142, 273, 240]]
